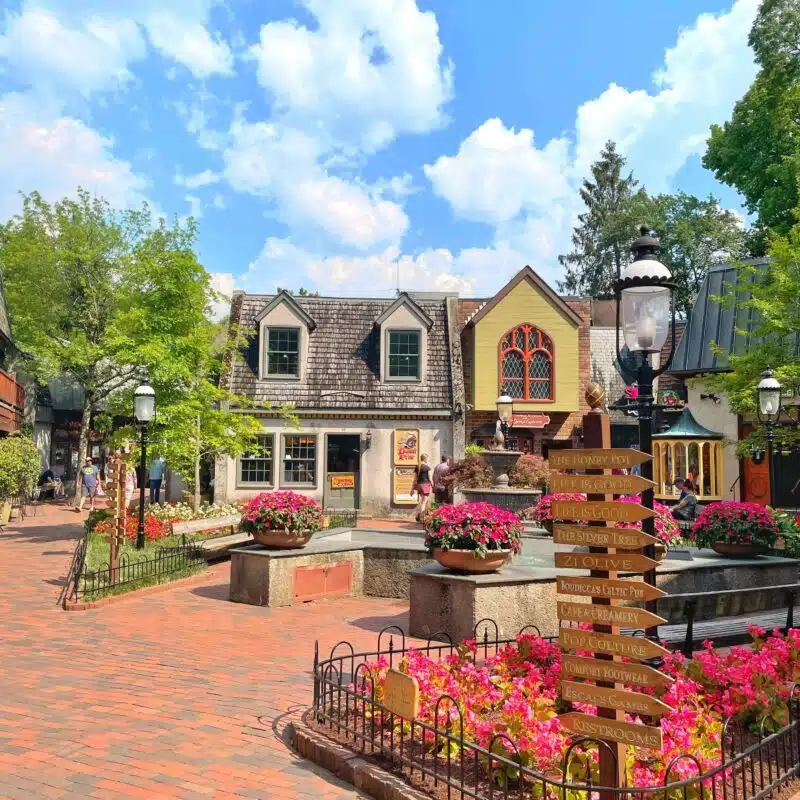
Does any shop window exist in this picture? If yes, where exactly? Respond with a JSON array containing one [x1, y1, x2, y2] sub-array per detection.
[[283, 435, 317, 485], [387, 330, 421, 379], [266, 327, 300, 377], [238, 435, 274, 486], [500, 324, 553, 400]]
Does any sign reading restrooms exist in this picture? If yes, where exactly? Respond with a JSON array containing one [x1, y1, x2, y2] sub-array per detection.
[[553, 447, 670, 753]]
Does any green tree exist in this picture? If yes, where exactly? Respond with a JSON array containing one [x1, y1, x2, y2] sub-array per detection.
[[558, 141, 649, 298], [704, 0, 800, 244], [704, 212, 800, 451], [649, 192, 745, 314]]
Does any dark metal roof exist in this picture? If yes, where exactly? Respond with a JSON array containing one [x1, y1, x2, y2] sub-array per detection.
[[228, 294, 453, 411], [652, 408, 723, 440], [668, 258, 790, 375]]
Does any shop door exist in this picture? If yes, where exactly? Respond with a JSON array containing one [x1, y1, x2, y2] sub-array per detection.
[[740, 423, 770, 504], [324, 434, 361, 509]]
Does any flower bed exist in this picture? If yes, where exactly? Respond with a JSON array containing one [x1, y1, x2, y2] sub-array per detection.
[[423, 502, 522, 557], [342, 626, 800, 790], [148, 501, 242, 523], [692, 501, 779, 551], [239, 491, 324, 535]]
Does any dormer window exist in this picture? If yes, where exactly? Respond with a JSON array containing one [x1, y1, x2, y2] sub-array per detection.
[[267, 327, 300, 377], [387, 330, 421, 379]]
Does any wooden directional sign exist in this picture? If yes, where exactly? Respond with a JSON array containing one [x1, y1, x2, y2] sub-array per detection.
[[561, 681, 672, 718], [553, 524, 659, 550], [554, 552, 659, 574], [556, 576, 666, 602], [559, 628, 670, 661], [557, 601, 667, 629], [561, 654, 673, 688], [551, 500, 656, 524], [548, 448, 652, 471], [559, 712, 663, 751], [551, 473, 655, 495]]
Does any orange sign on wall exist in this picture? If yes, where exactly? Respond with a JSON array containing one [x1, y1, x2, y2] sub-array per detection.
[[330, 474, 355, 490]]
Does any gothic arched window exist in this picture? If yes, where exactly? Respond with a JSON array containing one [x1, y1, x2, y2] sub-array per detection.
[[499, 324, 554, 400]]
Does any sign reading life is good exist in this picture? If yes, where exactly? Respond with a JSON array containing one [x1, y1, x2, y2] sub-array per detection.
[[554, 447, 667, 752]]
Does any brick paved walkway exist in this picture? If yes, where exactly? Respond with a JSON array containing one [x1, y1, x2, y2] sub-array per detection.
[[0, 503, 410, 799]]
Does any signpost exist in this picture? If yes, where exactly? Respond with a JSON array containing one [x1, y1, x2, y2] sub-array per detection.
[[554, 392, 668, 784], [553, 524, 659, 549], [551, 473, 654, 495]]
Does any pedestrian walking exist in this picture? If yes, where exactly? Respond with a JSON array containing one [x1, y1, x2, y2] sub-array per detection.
[[148, 457, 165, 505], [432, 454, 451, 505], [412, 453, 433, 523], [75, 457, 100, 513]]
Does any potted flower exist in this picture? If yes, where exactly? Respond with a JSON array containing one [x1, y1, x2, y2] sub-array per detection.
[[614, 496, 683, 559], [521, 492, 587, 535], [239, 491, 324, 549], [423, 501, 522, 573], [692, 501, 779, 557]]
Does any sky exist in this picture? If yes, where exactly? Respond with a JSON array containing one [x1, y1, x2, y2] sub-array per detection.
[[0, 0, 761, 307]]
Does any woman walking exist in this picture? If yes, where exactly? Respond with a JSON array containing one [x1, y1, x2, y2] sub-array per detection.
[[412, 453, 433, 523]]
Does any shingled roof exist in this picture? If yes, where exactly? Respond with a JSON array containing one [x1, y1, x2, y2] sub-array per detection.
[[228, 294, 453, 411], [669, 258, 800, 375]]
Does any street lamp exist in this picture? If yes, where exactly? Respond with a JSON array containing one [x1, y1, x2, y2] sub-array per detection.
[[757, 368, 782, 508], [495, 393, 514, 450], [133, 379, 155, 550], [613, 226, 678, 635]]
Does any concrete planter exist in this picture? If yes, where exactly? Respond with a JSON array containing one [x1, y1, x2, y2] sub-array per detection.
[[433, 548, 511, 574], [252, 530, 314, 549], [711, 542, 767, 558]]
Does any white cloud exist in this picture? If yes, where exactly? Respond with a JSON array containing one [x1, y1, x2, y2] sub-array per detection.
[[248, 0, 452, 152], [0, 93, 147, 219], [185, 193, 203, 219], [425, 119, 572, 224], [224, 116, 408, 249], [209, 271, 234, 320], [144, 12, 233, 78], [212, 193, 226, 210], [175, 168, 220, 189]]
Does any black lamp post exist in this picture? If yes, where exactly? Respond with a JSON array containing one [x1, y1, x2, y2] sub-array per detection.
[[133, 379, 156, 550], [757, 368, 783, 508], [613, 226, 678, 636]]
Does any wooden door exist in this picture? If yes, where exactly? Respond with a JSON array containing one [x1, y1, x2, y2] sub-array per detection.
[[740, 423, 770, 504]]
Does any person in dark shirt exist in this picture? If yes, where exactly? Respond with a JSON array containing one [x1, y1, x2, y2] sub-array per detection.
[[672, 479, 698, 521], [412, 454, 433, 523]]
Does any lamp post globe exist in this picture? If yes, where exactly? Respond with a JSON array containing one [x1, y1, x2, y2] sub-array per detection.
[[757, 367, 782, 509], [496, 393, 514, 423], [133, 380, 155, 550]]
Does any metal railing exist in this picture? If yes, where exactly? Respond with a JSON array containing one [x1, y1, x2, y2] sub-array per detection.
[[65, 535, 205, 605], [325, 507, 358, 529], [312, 621, 800, 800]]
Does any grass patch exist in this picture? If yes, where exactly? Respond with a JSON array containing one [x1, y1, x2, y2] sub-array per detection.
[[79, 531, 206, 601]]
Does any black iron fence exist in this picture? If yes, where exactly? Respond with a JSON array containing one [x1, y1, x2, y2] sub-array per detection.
[[312, 621, 800, 800], [325, 507, 358, 530], [66, 535, 205, 605]]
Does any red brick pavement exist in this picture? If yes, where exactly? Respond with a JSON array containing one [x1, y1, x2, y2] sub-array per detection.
[[0, 503, 411, 799]]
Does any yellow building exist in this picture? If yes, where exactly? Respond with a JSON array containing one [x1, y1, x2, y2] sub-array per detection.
[[460, 267, 591, 455]]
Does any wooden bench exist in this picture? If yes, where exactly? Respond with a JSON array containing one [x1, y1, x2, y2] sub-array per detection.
[[653, 583, 800, 655], [171, 514, 242, 545]]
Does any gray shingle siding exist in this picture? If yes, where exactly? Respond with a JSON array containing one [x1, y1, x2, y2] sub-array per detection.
[[229, 294, 453, 410]]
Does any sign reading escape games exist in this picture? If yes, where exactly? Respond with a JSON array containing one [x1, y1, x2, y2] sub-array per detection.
[[555, 443, 668, 754]]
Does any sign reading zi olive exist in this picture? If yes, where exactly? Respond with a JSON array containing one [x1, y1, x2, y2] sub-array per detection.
[[557, 601, 667, 629], [556, 576, 666, 603], [551, 500, 656, 524], [550, 473, 655, 495], [561, 681, 672, 718], [553, 524, 659, 550], [561, 654, 673, 688], [548, 448, 652, 470], [559, 628, 670, 661], [559, 713, 663, 752], [554, 551, 659, 573]]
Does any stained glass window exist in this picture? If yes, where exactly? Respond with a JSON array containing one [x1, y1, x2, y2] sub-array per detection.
[[500, 324, 553, 400]]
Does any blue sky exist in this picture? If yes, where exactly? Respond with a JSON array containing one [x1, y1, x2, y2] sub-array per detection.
[[0, 0, 758, 306]]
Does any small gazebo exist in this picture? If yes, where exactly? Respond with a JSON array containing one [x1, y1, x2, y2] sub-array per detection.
[[652, 408, 724, 501]]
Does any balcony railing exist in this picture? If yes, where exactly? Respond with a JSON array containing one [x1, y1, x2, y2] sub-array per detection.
[[0, 370, 25, 433]]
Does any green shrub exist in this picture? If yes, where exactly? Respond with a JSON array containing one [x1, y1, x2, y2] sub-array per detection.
[[447, 454, 494, 489], [0, 434, 40, 498], [85, 509, 111, 534], [464, 443, 484, 456]]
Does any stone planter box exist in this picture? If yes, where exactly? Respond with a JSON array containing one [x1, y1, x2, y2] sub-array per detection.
[[252, 530, 314, 549], [433, 548, 511, 574]]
